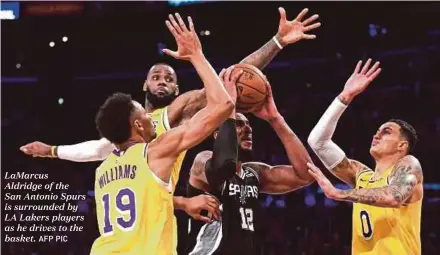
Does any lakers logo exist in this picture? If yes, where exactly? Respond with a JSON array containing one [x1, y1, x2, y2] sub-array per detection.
[[152, 120, 159, 130]]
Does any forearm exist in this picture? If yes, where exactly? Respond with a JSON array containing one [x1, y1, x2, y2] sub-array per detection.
[[270, 115, 312, 181], [340, 186, 403, 208], [206, 119, 238, 187], [173, 196, 189, 210], [190, 54, 232, 105], [56, 138, 114, 162], [240, 34, 283, 70], [307, 97, 348, 169]]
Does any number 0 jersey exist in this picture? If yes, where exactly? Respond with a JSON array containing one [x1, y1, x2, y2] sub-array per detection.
[[352, 166, 422, 255], [186, 163, 262, 255]]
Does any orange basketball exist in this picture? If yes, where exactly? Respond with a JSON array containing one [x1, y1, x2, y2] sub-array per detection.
[[231, 63, 268, 113]]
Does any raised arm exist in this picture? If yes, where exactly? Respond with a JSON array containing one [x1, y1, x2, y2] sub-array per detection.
[[20, 138, 114, 162], [241, 7, 320, 69], [148, 14, 234, 182], [308, 155, 423, 207], [308, 59, 382, 187], [166, 8, 321, 126], [248, 82, 314, 194]]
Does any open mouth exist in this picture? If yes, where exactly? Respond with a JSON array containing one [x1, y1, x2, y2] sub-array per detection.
[[371, 140, 379, 146]]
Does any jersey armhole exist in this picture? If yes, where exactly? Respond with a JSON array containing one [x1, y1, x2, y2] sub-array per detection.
[[144, 143, 172, 192], [163, 107, 171, 131]]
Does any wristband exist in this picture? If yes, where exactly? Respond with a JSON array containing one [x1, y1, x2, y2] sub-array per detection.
[[273, 36, 283, 50]]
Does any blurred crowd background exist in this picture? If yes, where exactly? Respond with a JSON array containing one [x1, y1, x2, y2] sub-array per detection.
[[2, 1, 440, 254]]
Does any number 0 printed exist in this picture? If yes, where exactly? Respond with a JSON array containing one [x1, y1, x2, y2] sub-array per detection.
[[102, 188, 137, 236], [360, 210, 373, 239]]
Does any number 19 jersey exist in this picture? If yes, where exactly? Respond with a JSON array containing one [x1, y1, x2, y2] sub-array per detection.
[[90, 143, 174, 255]]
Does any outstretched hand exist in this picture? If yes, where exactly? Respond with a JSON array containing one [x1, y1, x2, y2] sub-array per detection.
[[163, 13, 203, 61], [340, 58, 382, 104], [307, 163, 343, 200], [276, 7, 321, 46]]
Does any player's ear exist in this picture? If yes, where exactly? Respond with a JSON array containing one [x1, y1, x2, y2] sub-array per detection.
[[134, 119, 144, 131], [175, 85, 180, 96], [397, 140, 409, 153], [143, 80, 148, 92], [213, 130, 219, 140]]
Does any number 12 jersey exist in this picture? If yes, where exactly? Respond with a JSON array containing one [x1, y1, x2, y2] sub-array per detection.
[[187, 164, 262, 255]]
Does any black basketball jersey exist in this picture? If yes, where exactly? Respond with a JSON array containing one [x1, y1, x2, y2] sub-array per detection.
[[186, 164, 261, 255]]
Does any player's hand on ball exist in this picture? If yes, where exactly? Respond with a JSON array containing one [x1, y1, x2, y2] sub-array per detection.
[[307, 163, 343, 200], [276, 7, 321, 46], [219, 65, 243, 103], [185, 194, 221, 224], [340, 59, 382, 103], [20, 141, 53, 158], [163, 13, 203, 61], [252, 81, 280, 123]]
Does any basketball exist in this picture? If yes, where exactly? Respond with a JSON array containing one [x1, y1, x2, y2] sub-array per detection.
[[231, 63, 268, 112]]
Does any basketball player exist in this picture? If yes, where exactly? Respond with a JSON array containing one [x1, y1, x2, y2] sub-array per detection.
[[89, 13, 234, 254], [21, 7, 321, 213], [186, 73, 314, 254], [307, 59, 423, 255]]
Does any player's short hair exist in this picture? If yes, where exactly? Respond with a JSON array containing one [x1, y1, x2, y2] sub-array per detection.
[[95, 93, 135, 144], [148, 62, 178, 82], [389, 119, 418, 153]]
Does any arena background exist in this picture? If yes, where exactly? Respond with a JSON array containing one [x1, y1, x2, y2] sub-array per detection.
[[2, 1, 440, 254]]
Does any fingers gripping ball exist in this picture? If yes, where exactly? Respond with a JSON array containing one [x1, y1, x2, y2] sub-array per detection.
[[231, 63, 268, 112]]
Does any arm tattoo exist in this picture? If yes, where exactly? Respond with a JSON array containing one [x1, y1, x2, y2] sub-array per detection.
[[190, 151, 212, 178], [341, 157, 422, 207], [240, 34, 282, 70], [181, 90, 206, 124], [246, 162, 270, 180]]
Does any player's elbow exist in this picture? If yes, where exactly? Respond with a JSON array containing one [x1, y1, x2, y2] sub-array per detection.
[[386, 194, 405, 208], [307, 130, 322, 151]]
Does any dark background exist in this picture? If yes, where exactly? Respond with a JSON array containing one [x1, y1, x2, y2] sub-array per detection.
[[2, 1, 440, 254]]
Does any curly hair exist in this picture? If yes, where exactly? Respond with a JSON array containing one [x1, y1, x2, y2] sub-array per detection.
[[95, 93, 135, 144]]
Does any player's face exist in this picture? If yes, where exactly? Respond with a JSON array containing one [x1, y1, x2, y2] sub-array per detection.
[[143, 64, 179, 108], [236, 113, 253, 151], [132, 101, 157, 143], [370, 122, 407, 158]]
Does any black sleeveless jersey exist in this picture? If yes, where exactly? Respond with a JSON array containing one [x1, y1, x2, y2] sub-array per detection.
[[186, 164, 262, 255]]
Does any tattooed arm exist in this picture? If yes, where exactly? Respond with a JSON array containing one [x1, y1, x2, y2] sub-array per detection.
[[241, 8, 321, 69], [167, 89, 207, 127], [241, 35, 283, 70], [308, 155, 423, 208], [188, 150, 212, 192]]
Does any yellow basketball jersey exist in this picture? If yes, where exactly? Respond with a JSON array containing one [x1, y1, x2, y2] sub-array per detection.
[[90, 143, 175, 255], [150, 106, 187, 192], [352, 167, 422, 255], [148, 106, 188, 253]]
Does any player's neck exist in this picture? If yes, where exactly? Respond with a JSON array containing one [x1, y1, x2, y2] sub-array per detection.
[[117, 138, 142, 152], [144, 99, 157, 112], [236, 161, 242, 173], [374, 154, 402, 175]]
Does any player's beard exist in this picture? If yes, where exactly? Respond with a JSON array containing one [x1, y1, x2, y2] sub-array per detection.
[[145, 87, 177, 109], [238, 147, 253, 162]]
